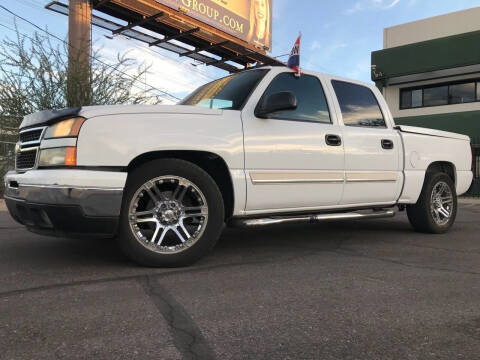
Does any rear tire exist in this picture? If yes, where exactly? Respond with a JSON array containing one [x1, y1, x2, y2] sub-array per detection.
[[118, 159, 224, 267], [406, 172, 457, 234]]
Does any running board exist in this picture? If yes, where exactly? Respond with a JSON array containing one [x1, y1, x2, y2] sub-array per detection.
[[230, 209, 395, 227]]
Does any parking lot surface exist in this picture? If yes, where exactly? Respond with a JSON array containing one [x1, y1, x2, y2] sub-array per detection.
[[0, 200, 479, 360]]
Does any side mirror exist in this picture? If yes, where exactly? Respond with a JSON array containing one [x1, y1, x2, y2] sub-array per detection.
[[255, 91, 297, 118]]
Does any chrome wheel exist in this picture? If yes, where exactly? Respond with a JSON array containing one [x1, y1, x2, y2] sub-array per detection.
[[128, 176, 208, 254], [430, 181, 453, 226]]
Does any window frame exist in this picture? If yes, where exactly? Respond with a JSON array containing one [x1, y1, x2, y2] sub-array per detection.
[[331, 80, 387, 129], [255, 72, 333, 124], [399, 78, 479, 110]]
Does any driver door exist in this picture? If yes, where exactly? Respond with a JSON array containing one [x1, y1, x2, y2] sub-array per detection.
[[241, 71, 345, 213]]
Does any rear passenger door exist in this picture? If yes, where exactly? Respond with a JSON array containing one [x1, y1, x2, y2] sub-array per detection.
[[330, 80, 403, 205]]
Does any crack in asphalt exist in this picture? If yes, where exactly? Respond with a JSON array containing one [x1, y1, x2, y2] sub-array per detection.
[[139, 276, 216, 360]]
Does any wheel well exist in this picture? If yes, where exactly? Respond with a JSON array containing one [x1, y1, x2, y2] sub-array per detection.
[[426, 161, 456, 185], [127, 151, 235, 220]]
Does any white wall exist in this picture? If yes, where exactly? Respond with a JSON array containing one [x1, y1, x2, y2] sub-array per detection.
[[384, 7, 480, 49]]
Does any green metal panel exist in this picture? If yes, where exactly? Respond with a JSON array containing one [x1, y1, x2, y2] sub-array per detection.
[[394, 110, 480, 142], [371, 30, 480, 81]]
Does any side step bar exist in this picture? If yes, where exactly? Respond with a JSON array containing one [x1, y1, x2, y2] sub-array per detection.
[[230, 209, 395, 227]]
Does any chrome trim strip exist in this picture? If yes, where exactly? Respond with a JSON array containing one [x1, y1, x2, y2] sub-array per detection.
[[19, 126, 47, 134], [346, 179, 397, 183], [346, 172, 398, 183], [250, 171, 399, 184], [17, 184, 124, 191], [252, 179, 345, 184], [5, 184, 124, 217], [250, 172, 345, 185], [15, 146, 40, 172]]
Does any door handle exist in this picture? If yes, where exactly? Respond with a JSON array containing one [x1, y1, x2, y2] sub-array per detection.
[[381, 139, 394, 150], [325, 134, 342, 146]]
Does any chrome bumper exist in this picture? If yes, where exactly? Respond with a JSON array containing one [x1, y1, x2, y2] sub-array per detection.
[[4, 169, 126, 217], [3, 170, 126, 237]]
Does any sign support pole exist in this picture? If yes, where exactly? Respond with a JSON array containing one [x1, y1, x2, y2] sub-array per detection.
[[67, 0, 92, 107]]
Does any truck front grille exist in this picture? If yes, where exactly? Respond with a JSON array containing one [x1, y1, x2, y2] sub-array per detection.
[[15, 148, 38, 170], [15, 126, 46, 171], [19, 129, 43, 143]]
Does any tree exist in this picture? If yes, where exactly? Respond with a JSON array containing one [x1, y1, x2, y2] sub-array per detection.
[[0, 26, 164, 192], [0, 25, 163, 123]]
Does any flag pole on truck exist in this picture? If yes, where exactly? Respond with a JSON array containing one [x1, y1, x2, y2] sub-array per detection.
[[287, 32, 302, 77]]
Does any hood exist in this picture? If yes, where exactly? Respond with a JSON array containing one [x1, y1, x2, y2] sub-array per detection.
[[78, 104, 222, 119], [19, 104, 222, 130], [20, 107, 81, 129], [396, 125, 470, 141]]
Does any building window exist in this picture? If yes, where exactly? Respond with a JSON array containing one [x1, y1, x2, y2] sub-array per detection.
[[412, 89, 422, 108], [424, 86, 448, 106], [450, 83, 475, 104], [400, 79, 479, 109]]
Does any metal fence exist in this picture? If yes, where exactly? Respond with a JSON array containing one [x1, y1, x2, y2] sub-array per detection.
[[0, 120, 20, 195], [0, 141, 15, 195]]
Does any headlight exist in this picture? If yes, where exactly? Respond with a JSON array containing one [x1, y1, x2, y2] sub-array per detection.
[[44, 117, 85, 139], [38, 147, 77, 167]]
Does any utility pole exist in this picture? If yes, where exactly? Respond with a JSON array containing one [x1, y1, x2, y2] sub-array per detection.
[[67, 0, 92, 107]]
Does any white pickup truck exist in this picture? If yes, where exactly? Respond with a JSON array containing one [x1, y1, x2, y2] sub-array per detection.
[[4, 66, 473, 267]]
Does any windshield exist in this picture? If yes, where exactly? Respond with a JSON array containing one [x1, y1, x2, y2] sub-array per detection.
[[180, 69, 268, 110]]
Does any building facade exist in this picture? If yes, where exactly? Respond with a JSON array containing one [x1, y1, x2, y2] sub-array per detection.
[[371, 7, 480, 143]]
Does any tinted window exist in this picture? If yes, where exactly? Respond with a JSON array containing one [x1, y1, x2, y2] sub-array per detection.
[[181, 70, 268, 110], [400, 90, 412, 109], [412, 89, 422, 107], [400, 89, 422, 109], [424, 86, 448, 106], [449, 82, 475, 104], [332, 80, 386, 127], [259, 73, 331, 123]]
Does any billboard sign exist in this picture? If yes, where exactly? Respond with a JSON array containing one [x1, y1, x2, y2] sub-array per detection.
[[155, 0, 272, 50]]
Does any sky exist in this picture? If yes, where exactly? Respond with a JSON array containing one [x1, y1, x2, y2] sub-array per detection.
[[1, 0, 480, 103]]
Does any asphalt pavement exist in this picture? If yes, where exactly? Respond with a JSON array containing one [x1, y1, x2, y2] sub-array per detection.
[[0, 200, 479, 360]]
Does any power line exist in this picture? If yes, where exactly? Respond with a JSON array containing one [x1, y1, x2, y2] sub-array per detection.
[[0, 4, 181, 101], [0, 21, 176, 103], [17, 0, 218, 83]]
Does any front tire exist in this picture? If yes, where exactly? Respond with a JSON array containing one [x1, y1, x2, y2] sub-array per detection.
[[118, 159, 224, 267], [406, 172, 457, 234]]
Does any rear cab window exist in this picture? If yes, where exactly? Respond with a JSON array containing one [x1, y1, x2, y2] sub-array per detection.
[[331, 80, 387, 128]]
